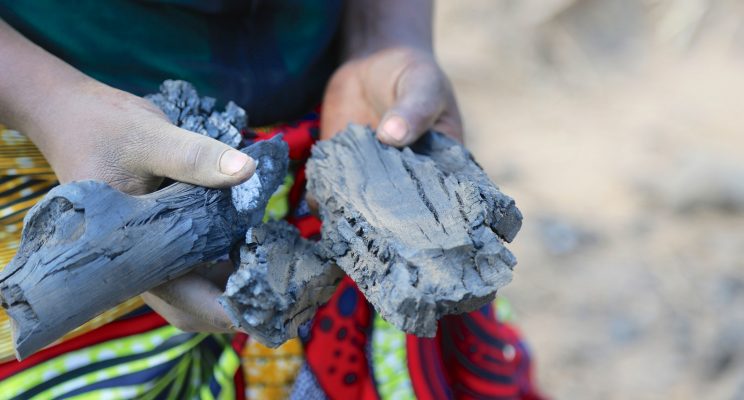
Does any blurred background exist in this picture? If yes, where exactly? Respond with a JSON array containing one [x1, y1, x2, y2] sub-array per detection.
[[433, 0, 744, 399]]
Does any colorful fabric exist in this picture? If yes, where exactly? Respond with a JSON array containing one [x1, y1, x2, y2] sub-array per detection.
[[371, 315, 415, 399], [0, 114, 544, 399], [239, 337, 303, 399], [0, 312, 242, 400], [0, 0, 342, 125]]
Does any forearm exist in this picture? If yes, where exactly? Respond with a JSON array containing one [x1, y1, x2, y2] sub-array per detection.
[[341, 0, 434, 58], [0, 19, 94, 145]]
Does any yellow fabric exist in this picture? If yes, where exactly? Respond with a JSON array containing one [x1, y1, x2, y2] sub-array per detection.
[[0, 126, 145, 362], [242, 338, 304, 399]]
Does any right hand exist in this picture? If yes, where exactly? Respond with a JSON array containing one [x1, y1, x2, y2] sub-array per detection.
[[0, 19, 250, 332], [35, 80, 255, 332], [37, 80, 255, 194]]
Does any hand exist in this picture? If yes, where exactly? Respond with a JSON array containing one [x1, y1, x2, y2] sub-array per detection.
[[37, 81, 255, 193], [37, 81, 255, 332], [321, 47, 463, 145], [142, 261, 237, 332], [0, 19, 249, 332]]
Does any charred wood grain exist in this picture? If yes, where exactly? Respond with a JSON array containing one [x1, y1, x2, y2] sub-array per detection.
[[220, 221, 343, 347], [305, 125, 521, 337]]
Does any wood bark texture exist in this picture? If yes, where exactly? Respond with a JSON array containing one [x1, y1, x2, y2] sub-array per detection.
[[305, 125, 522, 337], [221, 221, 344, 347]]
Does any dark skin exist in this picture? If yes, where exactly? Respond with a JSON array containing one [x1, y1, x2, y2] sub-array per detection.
[[0, 0, 463, 332]]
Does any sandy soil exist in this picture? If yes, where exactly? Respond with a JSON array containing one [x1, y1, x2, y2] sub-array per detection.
[[434, 1, 744, 398]]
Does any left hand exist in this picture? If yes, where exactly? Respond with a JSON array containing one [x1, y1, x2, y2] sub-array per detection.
[[321, 47, 463, 145], [142, 261, 236, 333]]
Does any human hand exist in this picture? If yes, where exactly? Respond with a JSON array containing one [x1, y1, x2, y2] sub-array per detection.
[[321, 46, 463, 146], [36, 81, 255, 193], [37, 81, 255, 332], [0, 19, 251, 332], [142, 261, 237, 332]]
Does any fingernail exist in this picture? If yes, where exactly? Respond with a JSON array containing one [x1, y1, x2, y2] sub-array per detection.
[[220, 150, 250, 176], [381, 115, 409, 142]]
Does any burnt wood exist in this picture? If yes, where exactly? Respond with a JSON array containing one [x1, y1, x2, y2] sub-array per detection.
[[223, 125, 524, 343], [221, 221, 343, 347], [305, 125, 522, 337]]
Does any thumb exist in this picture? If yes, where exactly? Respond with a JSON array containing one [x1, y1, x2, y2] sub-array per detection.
[[145, 124, 256, 188], [377, 65, 446, 147]]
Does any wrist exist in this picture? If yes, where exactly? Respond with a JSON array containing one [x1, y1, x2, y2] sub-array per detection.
[[344, 38, 432, 61], [0, 22, 79, 127], [341, 0, 433, 60], [27, 76, 104, 149]]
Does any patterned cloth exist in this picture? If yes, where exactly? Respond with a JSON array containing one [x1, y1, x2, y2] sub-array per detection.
[[0, 113, 544, 399], [0, 312, 242, 400]]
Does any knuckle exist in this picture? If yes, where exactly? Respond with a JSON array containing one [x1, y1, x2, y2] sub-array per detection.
[[101, 168, 158, 195], [100, 119, 166, 178], [180, 139, 205, 176]]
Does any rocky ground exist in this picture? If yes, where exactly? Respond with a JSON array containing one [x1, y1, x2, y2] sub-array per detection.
[[434, 1, 744, 398]]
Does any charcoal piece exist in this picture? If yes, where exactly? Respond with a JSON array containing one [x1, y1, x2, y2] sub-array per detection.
[[409, 133, 523, 242], [0, 119, 288, 359], [220, 221, 343, 347], [146, 80, 285, 225], [230, 138, 289, 226], [305, 124, 521, 337], [146, 80, 245, 147]]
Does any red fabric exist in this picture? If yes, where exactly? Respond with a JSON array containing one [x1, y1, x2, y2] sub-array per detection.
[[406, 335, 452, 400], [232, 333, 249, 400], [251, 116, 319, 161], [303, 277, 375, 400], [439, 309, 546, 400], [287, 166, 307, 213]]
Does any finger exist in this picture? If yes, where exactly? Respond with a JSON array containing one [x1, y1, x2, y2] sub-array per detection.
[[144, 123, 256, 188], [320, 64, 378, 140], [144, 272, 235, 332], [432, 91, 464, 143], [377, 64, 447, 147]]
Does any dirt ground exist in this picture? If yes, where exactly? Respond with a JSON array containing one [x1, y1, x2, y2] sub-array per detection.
[[434, 1, 744, 399]]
